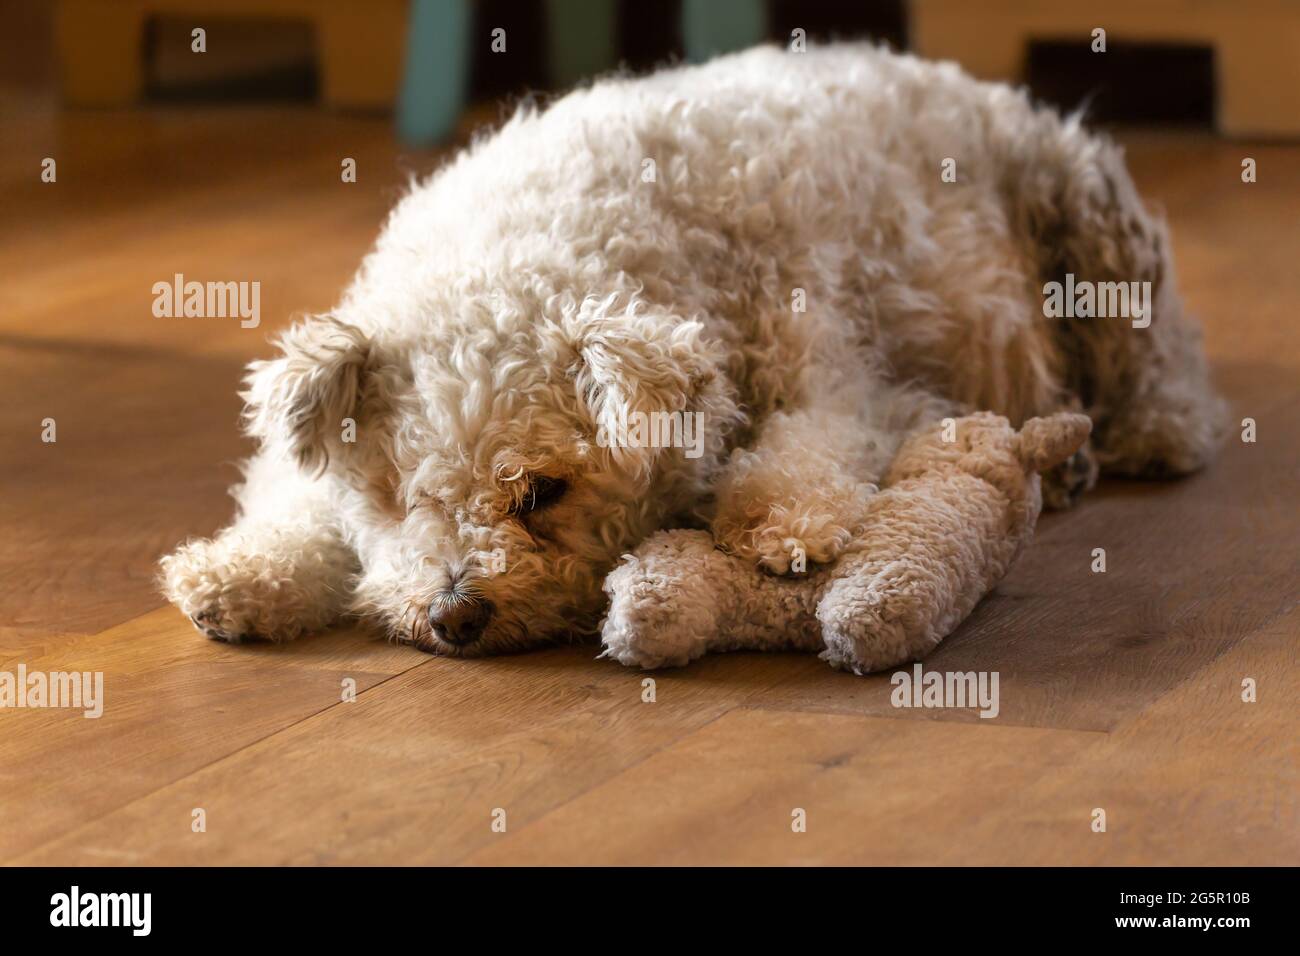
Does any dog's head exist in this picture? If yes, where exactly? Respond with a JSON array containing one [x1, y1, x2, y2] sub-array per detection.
[[242, 294, 738, 655]]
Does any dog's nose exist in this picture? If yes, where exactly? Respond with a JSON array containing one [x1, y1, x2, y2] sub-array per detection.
[[427, 597, 492, 645]]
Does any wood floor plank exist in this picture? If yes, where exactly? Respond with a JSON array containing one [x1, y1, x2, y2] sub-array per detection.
[[0, 626, 85, 666], [465, 710, 1102, 865], [12, 647, 797, 865], [0, 92, 1294, 866], [0, 607, 423, 861], [467, 611, 1295, 866], [0, 343, 251, 636], [949, 606, 1300, 865]]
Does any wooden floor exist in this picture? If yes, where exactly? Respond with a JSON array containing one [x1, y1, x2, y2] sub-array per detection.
[[1, 90, 1296, 866]]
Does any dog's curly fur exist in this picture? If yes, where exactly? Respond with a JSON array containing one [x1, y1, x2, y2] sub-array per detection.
[[161, 44, 1225, 657]]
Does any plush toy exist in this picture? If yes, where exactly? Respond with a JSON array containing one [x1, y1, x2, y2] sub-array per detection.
[[600, 411, 1091, 674]]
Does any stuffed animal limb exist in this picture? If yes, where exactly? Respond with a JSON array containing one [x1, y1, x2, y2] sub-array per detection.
[[600, 411, 1090, 674]]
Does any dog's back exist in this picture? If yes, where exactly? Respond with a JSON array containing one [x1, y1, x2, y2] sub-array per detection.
[[367, 44, 1061, 421]]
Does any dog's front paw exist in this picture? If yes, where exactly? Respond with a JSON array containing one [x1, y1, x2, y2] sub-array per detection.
[[161, 537, 277, 642], [159, 531, 339, 643], [712, 501, 859, 574], [733, 519, 856, 576], [1041, 443, 1098, 510], [189, 609, 254, 644]]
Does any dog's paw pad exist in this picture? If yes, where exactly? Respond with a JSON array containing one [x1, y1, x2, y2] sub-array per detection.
[[1042, 446, 1097, 509], [189, 612, 249, 644]]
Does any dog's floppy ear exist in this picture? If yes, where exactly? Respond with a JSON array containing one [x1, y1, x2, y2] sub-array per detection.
[[242, 314, 372, 472], [570, 305, 732, 477]]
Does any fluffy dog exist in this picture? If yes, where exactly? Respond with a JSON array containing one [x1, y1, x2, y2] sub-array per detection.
[[161, 44, 1225, 657]]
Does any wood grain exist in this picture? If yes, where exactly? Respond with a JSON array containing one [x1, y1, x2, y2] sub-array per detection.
[[0, 85, 1295, 864]]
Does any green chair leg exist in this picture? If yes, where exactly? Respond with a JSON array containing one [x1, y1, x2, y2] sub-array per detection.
[[546, 0, 618, 89], [682, 0, 768, 63], [398, 0, 472, 146]]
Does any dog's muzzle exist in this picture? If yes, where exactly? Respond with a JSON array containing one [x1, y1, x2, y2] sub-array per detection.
[[427, 595, 493, 646]]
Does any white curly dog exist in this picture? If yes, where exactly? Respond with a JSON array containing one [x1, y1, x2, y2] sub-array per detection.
[[161, 44, 1224, 663]]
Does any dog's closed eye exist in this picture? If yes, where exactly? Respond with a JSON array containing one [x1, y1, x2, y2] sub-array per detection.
[[513, 475, 568, 515]]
